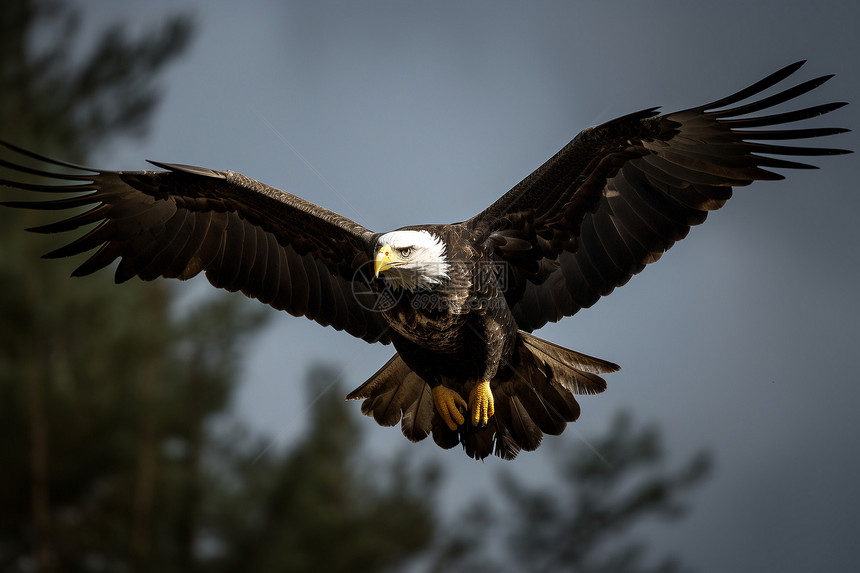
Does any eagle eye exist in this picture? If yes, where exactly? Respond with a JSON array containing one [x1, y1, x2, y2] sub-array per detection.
[[398, 247, 413, 258]]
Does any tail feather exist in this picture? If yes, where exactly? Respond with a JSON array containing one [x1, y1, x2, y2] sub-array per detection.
[[507, 395, 544, 452], [519, 331, 618, 395], [400, 382, 435, 443], [346, 333, 617, 460], [346, 354, 433, 440]]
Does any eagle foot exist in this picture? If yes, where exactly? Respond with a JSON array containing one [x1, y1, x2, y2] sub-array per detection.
[[432, 385, 467, 431], [468, 379, 495, 427]]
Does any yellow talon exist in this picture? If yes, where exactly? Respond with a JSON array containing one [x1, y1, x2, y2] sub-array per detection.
[[432, 385, 466, 431], [468, 379, 495, 426]]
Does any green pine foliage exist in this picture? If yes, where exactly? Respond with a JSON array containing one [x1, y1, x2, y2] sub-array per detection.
[[202, 366, 438, 573], [432, 413, 712, 573]]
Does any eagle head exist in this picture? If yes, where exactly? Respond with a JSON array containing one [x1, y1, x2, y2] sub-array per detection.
[[374, 230, 449, 291]]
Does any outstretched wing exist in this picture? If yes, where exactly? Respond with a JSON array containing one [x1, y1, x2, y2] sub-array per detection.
[[469, 61, 850, 332], [0, 142, 391, 344]]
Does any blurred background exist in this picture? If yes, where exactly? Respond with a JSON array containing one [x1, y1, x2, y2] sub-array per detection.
[[1, 1, 858, 572]]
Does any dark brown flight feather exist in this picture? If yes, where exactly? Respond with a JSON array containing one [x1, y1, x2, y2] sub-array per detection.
[[474, 60, 850, 333], [0, 141, 391, 344]]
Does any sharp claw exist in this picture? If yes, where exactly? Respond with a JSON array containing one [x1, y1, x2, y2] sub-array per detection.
[[449, 406, 465, 429]]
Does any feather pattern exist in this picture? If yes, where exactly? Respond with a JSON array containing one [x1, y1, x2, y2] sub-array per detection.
[[471, 61, 850, 332], [0, 141, 391, 343]]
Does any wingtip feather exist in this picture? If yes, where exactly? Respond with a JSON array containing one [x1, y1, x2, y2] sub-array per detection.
[[146, 160, 224, 178]]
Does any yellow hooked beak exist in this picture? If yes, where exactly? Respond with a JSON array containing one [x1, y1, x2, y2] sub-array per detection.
[[374, 245, 405, 277]]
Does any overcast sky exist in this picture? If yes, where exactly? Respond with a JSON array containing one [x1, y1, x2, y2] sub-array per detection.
[[71, 2, 860, 571]]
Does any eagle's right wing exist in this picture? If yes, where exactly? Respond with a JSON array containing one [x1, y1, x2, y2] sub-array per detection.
[[469, 61, 850, 332]]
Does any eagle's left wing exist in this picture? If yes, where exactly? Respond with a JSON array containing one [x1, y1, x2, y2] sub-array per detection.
[[0, 141, 391, 343], [468, 61, 850, 332]]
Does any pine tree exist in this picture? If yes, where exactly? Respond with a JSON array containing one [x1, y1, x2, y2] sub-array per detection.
[[0, 1, 199, 570], [203, 365, 438, 573], [432, 413, 712, 573]]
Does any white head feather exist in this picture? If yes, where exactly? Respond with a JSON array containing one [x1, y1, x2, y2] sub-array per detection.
[[375, 230, 449, 291]]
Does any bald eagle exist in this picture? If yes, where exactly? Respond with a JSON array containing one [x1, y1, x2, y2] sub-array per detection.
[[0, 61, 849, 459]]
